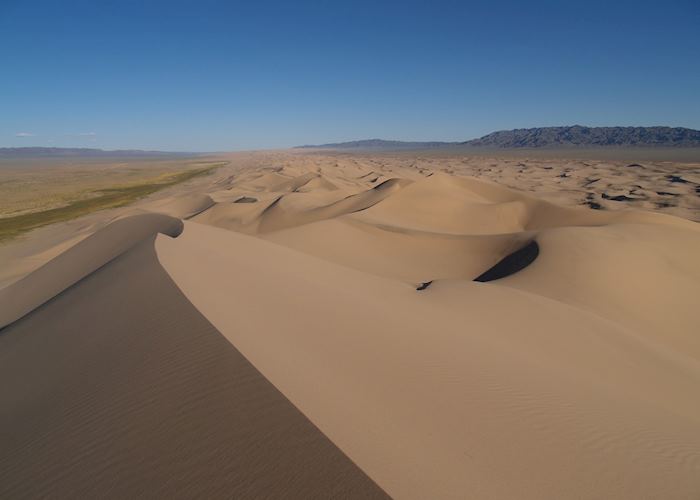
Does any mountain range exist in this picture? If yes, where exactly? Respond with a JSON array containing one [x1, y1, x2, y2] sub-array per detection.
[[4, 127, 700, 156], [297, 126, 700, 150]]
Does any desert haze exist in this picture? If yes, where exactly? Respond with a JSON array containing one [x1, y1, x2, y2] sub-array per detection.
[[1, 148, 699, 499]]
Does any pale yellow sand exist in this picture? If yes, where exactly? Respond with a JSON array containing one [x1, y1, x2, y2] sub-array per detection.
[[156, 218, 700, 499], [2, 150, 700, 499], [0, 232, 387, 498]]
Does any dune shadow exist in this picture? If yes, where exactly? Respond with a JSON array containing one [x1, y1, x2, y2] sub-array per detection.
[[474, 240, 539, 282], [234, 196, 258, 203]]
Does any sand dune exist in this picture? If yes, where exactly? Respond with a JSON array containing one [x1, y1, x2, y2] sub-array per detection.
[[157, 220, 700, 499], [256, 177, 411, 233], [0, 235, 386, 498], [266, 217, 534, 282], [2, 150, 700, 499], [139, 193, 215, 219], [0, 213, 183, 329], [502, 222, 700, 358], [191, 176, 411, 234]]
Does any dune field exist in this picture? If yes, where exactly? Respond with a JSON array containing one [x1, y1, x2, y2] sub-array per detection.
[[1, 150, 700, 499]]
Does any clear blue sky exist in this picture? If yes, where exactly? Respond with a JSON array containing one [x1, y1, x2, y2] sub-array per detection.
[[1, 0, 698, 151]]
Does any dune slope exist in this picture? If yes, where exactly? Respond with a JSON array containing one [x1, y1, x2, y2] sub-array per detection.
[[0, 235, 387, 499], [0, 213, 184, 329], [157, 220, 700, 500]]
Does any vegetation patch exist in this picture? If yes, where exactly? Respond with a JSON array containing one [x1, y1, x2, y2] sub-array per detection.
[[0, 163, 224, 241]]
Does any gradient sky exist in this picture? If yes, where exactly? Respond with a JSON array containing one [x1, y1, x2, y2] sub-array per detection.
[[1, 0, 699, 151]]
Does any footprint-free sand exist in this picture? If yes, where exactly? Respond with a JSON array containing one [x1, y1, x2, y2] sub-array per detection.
[[2, 150, 699, 499]]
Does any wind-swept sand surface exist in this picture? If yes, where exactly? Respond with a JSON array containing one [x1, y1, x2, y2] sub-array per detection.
[[0, 225, 386, 499], [2, 150, 700, 498]]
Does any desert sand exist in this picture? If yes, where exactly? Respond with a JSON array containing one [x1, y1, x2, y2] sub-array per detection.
[[2, 150, 700, 499]]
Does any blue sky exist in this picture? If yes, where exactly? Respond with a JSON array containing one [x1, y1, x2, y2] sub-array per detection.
[[1, 0, 699, 151]]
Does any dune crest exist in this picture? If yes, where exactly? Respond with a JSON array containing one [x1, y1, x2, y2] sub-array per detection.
[[0, 234, 386, 499], [0, 213, 183, 329]]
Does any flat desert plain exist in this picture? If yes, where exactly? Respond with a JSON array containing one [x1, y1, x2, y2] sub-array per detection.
[[1, 149, 700, 499]]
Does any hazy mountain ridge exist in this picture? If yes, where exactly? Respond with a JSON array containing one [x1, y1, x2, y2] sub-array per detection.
[[298, 126, 700, 150], [296, 139, 456, 149], [0, 147, 197, 158], [464, 126, 700, 147]]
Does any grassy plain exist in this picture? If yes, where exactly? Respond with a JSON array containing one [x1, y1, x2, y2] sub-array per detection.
[[0, 158, 224, 241]]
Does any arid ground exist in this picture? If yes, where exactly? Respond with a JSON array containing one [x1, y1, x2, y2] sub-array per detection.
[[1, 149, 700, 499]]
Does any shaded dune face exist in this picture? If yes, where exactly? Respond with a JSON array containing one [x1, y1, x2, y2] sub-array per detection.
[[474, 240, 540, 282], [0, 237, 387, 499], [0, 213, 184, 329]]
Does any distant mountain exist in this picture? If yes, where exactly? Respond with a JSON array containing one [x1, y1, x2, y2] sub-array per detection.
[[297, 126, 700, 150], [295, 139, 457, 150], [462, 126, 700, 148], [0, 147, 197, 158]]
